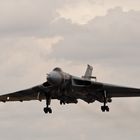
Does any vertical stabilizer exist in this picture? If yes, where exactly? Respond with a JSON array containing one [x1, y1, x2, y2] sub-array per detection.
[[82, 65, 93, 80]]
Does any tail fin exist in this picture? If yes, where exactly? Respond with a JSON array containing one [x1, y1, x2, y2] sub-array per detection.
[[82, 65, 93, 80]]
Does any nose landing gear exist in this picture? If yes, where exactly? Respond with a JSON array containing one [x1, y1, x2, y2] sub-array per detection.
[[44, 94, 52, 114]]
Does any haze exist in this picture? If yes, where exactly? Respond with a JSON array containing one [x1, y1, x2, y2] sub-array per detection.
[[0, 0, 140, 140]]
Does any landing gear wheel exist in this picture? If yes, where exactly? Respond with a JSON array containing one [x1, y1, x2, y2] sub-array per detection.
[[101, 106, 109, 112], [101, 106, 106, 112], [60, 100, 65, 105], [44, 107, 52, 114], [48, 108, 52, 113], [106, 106, 109, 112]]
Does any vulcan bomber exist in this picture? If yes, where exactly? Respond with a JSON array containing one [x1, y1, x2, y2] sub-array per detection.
[[0, 65, 140, 114]]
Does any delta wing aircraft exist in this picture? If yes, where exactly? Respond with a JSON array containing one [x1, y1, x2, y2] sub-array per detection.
[[0, 65, 140, 114]]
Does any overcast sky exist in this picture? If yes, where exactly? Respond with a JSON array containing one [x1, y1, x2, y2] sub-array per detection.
[[0, 0, 140, 140]]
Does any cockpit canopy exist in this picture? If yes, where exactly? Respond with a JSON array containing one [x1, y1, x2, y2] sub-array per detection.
[[53, 67, 62, 72]]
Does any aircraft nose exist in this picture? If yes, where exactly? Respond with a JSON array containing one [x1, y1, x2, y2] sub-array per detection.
[[47, 71, 63, 85], [47, 74, 51, 82]]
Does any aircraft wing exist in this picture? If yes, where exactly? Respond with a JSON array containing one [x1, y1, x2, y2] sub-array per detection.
[[0, 85, 46, 102], [101, 83, 140, 98]]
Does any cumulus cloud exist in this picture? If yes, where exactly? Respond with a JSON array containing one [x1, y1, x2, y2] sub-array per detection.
[[51, 7, 140, 62], [57, 0, 140, 24]]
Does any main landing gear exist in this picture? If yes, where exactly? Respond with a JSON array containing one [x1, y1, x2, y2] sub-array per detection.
[[101, 105, 109, 112], [101, 90, 110, 112], [44, 94, 52, 114]]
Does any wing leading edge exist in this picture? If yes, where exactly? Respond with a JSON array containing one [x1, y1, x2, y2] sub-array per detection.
[[91, 81, 140, 98], [103, 83, 140, 98], [0, 85, 46, 102]]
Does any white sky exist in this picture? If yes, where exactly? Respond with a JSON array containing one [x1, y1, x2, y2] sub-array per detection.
[[0, 0, 140, 140]]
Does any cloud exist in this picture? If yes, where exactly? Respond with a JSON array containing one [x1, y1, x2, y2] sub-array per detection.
[[57, 0, 140, 24], [0, 1, 140, 140], [50, 7, 140, 64]]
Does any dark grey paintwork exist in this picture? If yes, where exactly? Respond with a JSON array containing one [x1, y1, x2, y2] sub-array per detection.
[[0, 65, 140, 113]]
